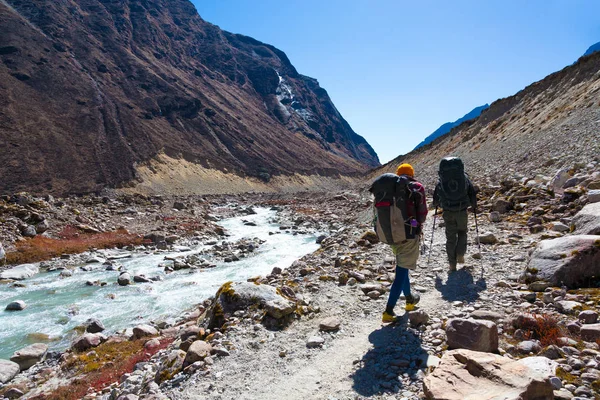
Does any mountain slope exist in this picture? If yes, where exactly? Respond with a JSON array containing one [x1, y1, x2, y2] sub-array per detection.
[[583, 42, 600, 57], [0, 0, 379, 195], [373, 51, 600, 186], [414, 104, 489, 150]]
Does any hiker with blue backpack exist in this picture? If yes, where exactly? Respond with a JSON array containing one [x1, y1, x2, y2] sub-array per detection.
[[432, 157, 477, 272], [369, 163, 428, 323]]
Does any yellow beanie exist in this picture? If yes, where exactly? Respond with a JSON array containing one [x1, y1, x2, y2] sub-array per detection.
[[396, 163, 414, 177]]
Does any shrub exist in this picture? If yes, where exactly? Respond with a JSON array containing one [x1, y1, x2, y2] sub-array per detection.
[[5, 229, 145, 264], [518, 313, 563, 347]]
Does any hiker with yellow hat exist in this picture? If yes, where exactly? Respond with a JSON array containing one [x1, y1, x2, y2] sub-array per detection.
[[369, 163, 428, 323]]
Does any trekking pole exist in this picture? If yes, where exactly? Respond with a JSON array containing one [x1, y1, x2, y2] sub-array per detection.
[[473, 208, 481, 255], [427, 207, 438, 266]]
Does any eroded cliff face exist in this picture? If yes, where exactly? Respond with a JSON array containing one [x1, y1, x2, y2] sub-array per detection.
[[0, 0, 379, 195]]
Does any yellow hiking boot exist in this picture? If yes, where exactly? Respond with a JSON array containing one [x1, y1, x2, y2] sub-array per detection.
[[405, 293, 420, 311], [382, 311, 400, 323]]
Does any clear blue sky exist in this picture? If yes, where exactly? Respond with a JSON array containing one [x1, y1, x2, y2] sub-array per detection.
[[191, 0, 600, 163]]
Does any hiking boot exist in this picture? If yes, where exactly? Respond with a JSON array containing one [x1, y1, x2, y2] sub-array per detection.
[[382, 311, 400, 323], [457, 254, 465, 264], [449, 263, 457, 272], [405, 293, 420, 311]]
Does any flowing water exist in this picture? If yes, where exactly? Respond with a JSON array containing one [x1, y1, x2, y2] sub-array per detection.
[[0, 208, 320, 359]]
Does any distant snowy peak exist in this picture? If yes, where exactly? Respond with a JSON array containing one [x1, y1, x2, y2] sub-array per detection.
[[583, 42, 600, 57], [414, 104, 489, 150]]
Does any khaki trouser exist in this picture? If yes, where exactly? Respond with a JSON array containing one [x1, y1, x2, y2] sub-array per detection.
[[442, 209, 469, 264], [390, 238, 420, 270]]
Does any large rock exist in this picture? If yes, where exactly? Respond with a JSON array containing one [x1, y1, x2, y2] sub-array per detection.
[[5, 300, 27, 311], [549, 168, 570, 191], [132, 324, 158, 340], [0, 264, 39, 280], [423, 349, 556, 400], [319, 317, 341, 332], [155, 350, 186, 383], [73, 333, 104, 351], [85, 318, 105, 333], [183, 340, 212, 367], [588, 189, 600, 203], [522, 235, 600, 288], [0, 242, 5, 264], [477, 232, 498, 245], [117, 272, 132, 286], [572, 202, 600, 235], [580, 323, 600, 341], [0, 359, 20, 384], [206, 282, 295, 329], [446, 318, 498, 353], [10, 343, 48, 371]]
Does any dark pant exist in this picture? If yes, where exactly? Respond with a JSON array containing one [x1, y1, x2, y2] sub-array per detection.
[[386, 266, 411, 312], [443, 209, 469, 264]]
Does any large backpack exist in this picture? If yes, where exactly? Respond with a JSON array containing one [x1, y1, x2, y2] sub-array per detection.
[[438, 157, 469, 210], [369, 173, 423, 244]]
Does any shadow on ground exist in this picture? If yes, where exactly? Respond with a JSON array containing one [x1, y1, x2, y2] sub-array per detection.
[[434, 266, 487, 302], [351, 314, 428, 397]]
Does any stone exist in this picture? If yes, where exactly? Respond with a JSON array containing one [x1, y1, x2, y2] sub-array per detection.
[[539, 345, 563, 360], [571, 202, 600, 234], [155, 350, 185, 383], [423, 349, 557, 400], [446, 318, 498, 353], [132, 324, 158, 339], [73, 333, 104, 351], [173, 201, 186, 210], [0, 242, 5, 264], [0, 264, 39, 280], [35, 220, 50, 234], [319, 317, 341, 332], [20, 224, 36, 237], [522, 235, 600, 288], [553, 389, 574, 400], [477, 232, 498, 245], [5, 300, 27, 311], [528, 281, 551, 292], [549, 376, 562, 390], [144, 338, 161, 350], [555, 300, 583, 314], [3, 387, 24, 399], [578, 310, 598, 324], [549, 168, 570, 191], [489, 211, 502, 223], [10, 343, 48, 370], [205, 282, 295, 329], [492, 199, 513, 214], [580, 323, 600, 341], [366, 291, 381, 299], [117, 272, 132, 286], [180, 326, 202, 342], [551, 222, 570, 232], [588, 189, 600, 203], [517, 340, 542, 354], [470, 310, 503, 321], [408, 310, 429, 326], [133, 275, 151, 283], [183, 340, 212, 367], [117, 395, 139, 400], [359, 283, 386, 295], [0, 359, 20, 384], [85, 318, 105, 333], [306, 336, 325, 348]]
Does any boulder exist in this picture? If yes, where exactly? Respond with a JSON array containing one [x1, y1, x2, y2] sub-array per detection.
[[5, 300, 27, 311], [551, 222, 570, 232], [205, 282, 295, 329], [183, 340, 212, 367], [423, 349, 556, 400], [0, 242, 5, 264], [488, 211, 502, 223], [0, 264, 39, 280], [73, 333, 104, 351], [477, 232, 498, 245], [470, 310, 503, 322], [446, 318, 498, 353], [10, 343, 48, 370], [35, 220, 50, 234], [580, 323, 600, 341], [117, 272, 132, 286], [549, 168, 570, 191], [20, 224, 36, 237], [306, 336, 325, 348], [578, 310, 598, 324], [571, 202, 600, 235], [408, 310, 429, 327], [0, 359, 20, 384], [85, 318, 105, 333], [521, 235, 600, 288], [319, 317, 341, 332], [492, 199, 513, 214], [155, 350, 186, 383], [588, 189, 600, 203], [132, 324, 158, 339]]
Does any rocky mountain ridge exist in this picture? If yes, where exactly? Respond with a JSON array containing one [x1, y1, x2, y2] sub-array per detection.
[[374, 50, 600, 189], [0, 0, 378, 196]]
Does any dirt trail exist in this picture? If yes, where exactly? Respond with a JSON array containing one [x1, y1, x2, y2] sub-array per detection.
[[170, 213, 509, 400]]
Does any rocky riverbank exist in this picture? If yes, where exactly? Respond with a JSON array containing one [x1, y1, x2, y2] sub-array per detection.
[[1, 161, 600, 399]]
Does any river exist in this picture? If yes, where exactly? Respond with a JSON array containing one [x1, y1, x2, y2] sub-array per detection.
[[0, 208, 320, 359]]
